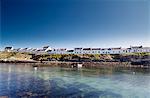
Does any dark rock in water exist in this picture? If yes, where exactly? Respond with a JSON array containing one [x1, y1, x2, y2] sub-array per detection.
[[33, 65, 38, 67], [0, 96, 8, 98], [131, 61, 143, 65], [17, 92, 32, 97], [131, 60, 150, 66]]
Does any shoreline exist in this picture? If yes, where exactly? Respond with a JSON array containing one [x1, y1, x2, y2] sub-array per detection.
[[0, 60, 149, 69]]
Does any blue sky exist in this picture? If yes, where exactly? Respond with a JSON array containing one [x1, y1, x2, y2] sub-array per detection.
[[1, 0, 150, 49]]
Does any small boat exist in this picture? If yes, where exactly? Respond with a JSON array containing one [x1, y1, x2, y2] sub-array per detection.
[[77, 63, 83, 68], [133, 72, 136, 74], [33, 65, 38, 67], [71, 63, 83, 68], [33, 65, 38, 70]]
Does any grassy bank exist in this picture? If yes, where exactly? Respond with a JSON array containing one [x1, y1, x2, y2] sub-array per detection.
[[0, 51, 32, 61], [0, 51, 150, 68], [0, 51, 150, 62], [31, 53, 150, 62]]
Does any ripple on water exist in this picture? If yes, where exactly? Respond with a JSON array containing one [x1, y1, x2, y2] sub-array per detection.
[[0, 64, 150, 98]]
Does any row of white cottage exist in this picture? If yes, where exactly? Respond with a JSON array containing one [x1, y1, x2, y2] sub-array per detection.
[[4, 46, 150, 54]]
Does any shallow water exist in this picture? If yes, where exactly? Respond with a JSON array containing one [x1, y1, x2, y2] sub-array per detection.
[[0, 64, 150, 98]]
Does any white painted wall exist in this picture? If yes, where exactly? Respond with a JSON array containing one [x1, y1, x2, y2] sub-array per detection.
[[8, 46, 150, 55]]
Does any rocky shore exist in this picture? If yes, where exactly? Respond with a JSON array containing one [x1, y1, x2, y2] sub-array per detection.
[[0, 51, 150, 68], [0, 60, 149, 69]]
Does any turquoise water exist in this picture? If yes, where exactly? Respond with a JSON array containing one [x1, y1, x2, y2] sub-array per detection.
[[0, 64, 150, 98]]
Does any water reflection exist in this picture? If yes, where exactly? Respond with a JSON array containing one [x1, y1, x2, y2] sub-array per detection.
[[49, 78, 122, 98], [0, 63, 150, 98]]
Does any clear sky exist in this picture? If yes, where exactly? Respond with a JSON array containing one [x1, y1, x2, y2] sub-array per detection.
[[1, 0, 150, 49]]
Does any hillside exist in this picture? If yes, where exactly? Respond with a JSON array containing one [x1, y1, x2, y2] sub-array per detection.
[[0, 51, 150, 62], [0, 51, 32, 61], [32, 52, 150, 62]]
